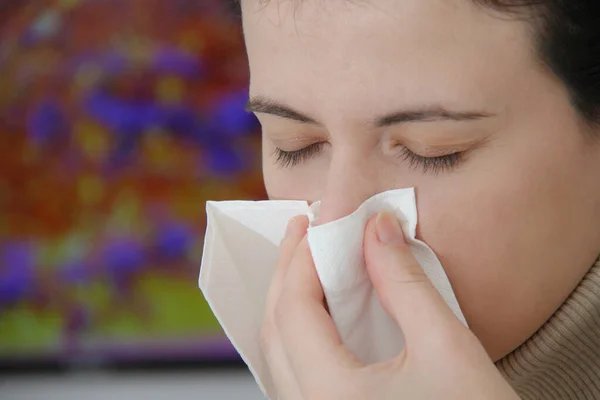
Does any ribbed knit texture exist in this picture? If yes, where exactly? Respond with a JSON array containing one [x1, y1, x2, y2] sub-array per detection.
[[496, 259, 600, 400]]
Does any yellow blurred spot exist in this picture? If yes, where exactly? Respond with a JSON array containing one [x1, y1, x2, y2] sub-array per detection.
[[42, 234, 86, 269], [38, 240, 57, 269], [179, 32, 205, 53], [0, 306, 63, 354], [156, 75, 184, 104], [72, 211, 98, 240], [142, 130, 177, 172], [174, 189, 202, 220], [78, 174, 104, 206], [75, 121, 109, 162], [58, 0, 80, 10], [139, 273, 220, 333], [107, 189, 141, 234], [81, 282, 111, 310], [127, 37, 153, 66], [75, 63, 103, 90], [22, 145, 39, 164]]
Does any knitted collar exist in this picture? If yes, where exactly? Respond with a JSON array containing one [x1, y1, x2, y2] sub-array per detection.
[[496, 259, 600, 400]]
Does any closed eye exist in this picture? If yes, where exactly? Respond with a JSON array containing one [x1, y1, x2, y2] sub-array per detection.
[[273, 142, 326, 168], [398, 147, 464, 174], [273, 142, 465, 174]]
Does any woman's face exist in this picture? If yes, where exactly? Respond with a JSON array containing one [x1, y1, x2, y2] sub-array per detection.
[[242, 0, 600, 360]]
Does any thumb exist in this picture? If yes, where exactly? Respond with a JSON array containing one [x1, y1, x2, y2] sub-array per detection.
[[364, 212, 461, 345]]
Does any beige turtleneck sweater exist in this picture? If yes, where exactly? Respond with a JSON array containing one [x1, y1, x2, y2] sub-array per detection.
[[497, 259, 600, 399]]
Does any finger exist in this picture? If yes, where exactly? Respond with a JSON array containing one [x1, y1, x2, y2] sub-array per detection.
[[262, 334, 305, 400], [265, 215, 310, 316], [363, 212, 462, 346], [262, 216, 309, 400], [276, 237, 360, 392]]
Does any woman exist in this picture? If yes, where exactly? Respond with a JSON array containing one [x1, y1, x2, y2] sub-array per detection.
[[239, 0, 600, 398]]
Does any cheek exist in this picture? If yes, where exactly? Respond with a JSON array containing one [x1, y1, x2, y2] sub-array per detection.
[[415, 172, 546, 359], [415, 131, 598, 360], [417, 178, 517, 300]]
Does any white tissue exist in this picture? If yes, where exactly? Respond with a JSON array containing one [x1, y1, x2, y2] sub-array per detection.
[[199, 188, 466, 399]]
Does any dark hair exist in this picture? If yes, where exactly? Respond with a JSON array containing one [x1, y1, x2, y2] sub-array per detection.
[[237, 0, 600, 126], [477, 1, 600, 126]]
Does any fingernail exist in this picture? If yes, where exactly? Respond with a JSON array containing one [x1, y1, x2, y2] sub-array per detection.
[[375, 212, 405, 245]]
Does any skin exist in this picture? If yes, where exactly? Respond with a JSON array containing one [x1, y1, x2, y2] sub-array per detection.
[[242, 0, 600, 361], [261, 212, 519, 399]]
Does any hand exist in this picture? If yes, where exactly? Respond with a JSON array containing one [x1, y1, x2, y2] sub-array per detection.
[[261, 212, 520, 400]]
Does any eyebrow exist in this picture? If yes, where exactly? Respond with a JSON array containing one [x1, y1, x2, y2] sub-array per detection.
[[246, 96, 494, 127]]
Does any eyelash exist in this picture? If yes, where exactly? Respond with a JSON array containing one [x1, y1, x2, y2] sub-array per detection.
[[274, 142, 326, 168], [398, 147, 464, 175], [274, 142, 464, 174]]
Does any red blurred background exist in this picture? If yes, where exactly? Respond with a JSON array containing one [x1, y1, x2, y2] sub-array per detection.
[[0, 0, 266, 369]]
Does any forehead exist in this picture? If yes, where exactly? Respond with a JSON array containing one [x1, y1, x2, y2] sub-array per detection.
[[242, 0, 535, 120]]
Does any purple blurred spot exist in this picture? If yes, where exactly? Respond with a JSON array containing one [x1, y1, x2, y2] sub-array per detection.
[[152, 46, 203, 78], [85, 91, 163, 133], [20, 30, 40, 47], [103, 239, 145, 282], [212, 90, 258, 138], [27, 99, 68, 145], [163, 105, 200, 137], [0, 242, 35, 305], [191, 120, 226, 147], [66, 306, 89, 332], [61, 260, 91, 285], [69, 51, 127, 75], [205, 145, 246, 176], [156, 223, 193, 260], [109, 128, 141, 167]]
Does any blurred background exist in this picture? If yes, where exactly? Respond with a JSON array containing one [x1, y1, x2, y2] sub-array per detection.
[[0, 0, 266, 398]]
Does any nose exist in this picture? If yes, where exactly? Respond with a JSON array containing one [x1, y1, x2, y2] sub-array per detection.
[[315, 151, 384, 225]]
